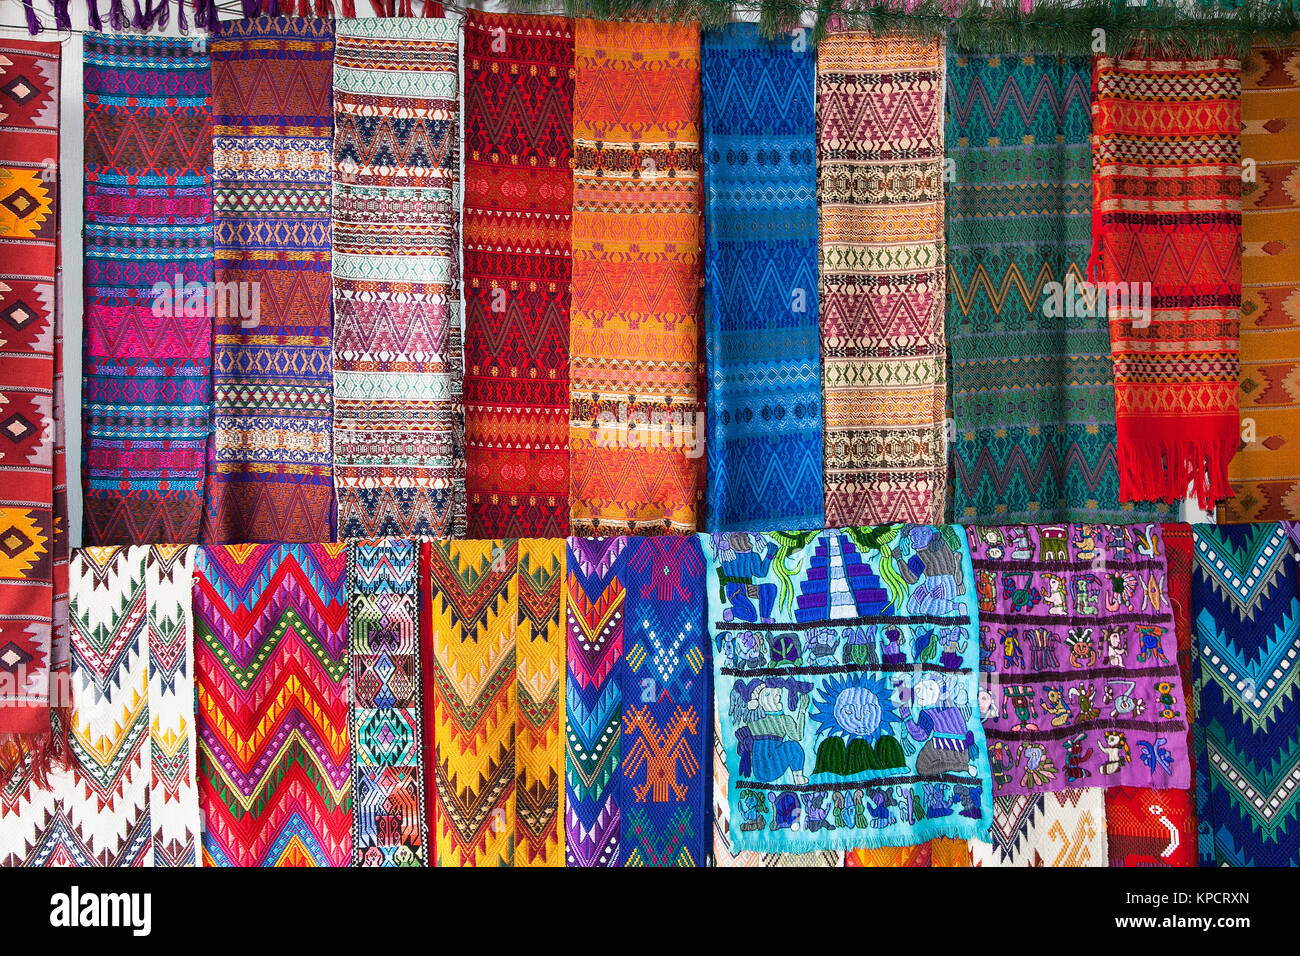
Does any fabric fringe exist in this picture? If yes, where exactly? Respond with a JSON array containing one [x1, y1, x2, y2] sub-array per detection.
[[315, 0, 334, 16], [20, 0, 40, 34], [52, 0, 72, 30], [109, 0, 129, 30], [88, 0, 103, 29], [1117, 434, 1238, 508], [0, 721, 69, 793], [342, 0, 355, 17]]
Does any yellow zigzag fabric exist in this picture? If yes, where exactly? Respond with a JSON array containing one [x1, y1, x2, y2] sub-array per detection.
[[426, 539, 565, 866]]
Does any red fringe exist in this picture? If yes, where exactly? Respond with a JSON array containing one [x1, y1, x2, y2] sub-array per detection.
[[0, 723, 69, 793], [1116, 432, 1238, 509], [315, 0, 333, 17], [341, 0, 354, 16], [425, 0, 441, 14], [298, 0, 309, 16]]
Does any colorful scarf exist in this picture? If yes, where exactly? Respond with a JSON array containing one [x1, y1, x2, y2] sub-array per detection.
[[1090, 52, 1242, 508], [205, 17, 335, 543], [332, 16, 465, 538], [569, 21, 702, 534], [817, 34, 946, 527], [1192, 522, 1300, 866], [847, 838, 971, 867], [463, 10, 573, 538], [707, 526, 992, 853], [423, 538, 565, 866], [1, 546, 200, 867], [701, 23, 823, 533], [948, 51, 1166, 523], [1224, 45, 1300, 521], [83, 34, 212, 545], [0, 38, 68, 786], [975, 523, 1191, 795], [350, 538, 425, 866], [1106, 522, 1198, 866], [194, 544, 350, 866], [971, 789, 1107, 866], [565, 536, 710, 865]]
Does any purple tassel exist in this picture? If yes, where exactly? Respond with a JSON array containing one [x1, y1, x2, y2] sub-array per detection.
[[87, 0, 104, 29], [200, 0, 219, 30], [132, 0, 146, 29], [153, 0, 170, 30], [266, 0, 280, 15], [20, 0, 40, 34], [242, 0, 260, 15], [109, 0, 129, 30], [52, 0, 72, 29], [176, 0, 188, 32]]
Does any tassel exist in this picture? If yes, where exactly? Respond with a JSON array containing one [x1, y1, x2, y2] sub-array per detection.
[[315, 0, 333, 17], [298, 0, 310, 15], [425, 0, 442, 15], [400, 0, 412, 16], [20, 0, 41, 34], [153, 0, 170, 30], [88, 0, 104, 30], [241, 0, 259, 17], [109, 0, 130, 30], [341, 0, 354, 15], [132, 0, 146, 29], [265, 0, 280, 16], [52, 0, 72, 30]]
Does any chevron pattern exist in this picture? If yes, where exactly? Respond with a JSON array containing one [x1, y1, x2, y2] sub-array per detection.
[[203, 17, 335, 543], [1193, 523, 1300, 865], [972, 789, 1107, 867], [701, 23, 824, 533], [947, 50, 1171, 524], [569, 20, 702, 535], [1092, 54, 1242, 508], [817, 34, 946, 526], [350, 539, 426, 866], [82, 34, 212, 545], [332, 16, 465, 539], [463, 11, 573, 538], [195, 544, 350, 866]]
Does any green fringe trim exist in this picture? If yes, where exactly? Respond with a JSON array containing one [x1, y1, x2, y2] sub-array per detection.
[[505, 0, 1300, 55]]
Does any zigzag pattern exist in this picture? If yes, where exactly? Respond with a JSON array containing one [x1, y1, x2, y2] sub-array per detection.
[[973, 790, 1107, 867], [702, 23, 824, 533], [1193, 523, 1300, 865], [195, 544, 350, 867]]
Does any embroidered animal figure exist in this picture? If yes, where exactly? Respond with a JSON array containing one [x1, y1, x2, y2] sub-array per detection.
[[1007, 527, 1034, 561], [978, 527, 1005, 560], [1025, 626, 1060, 670], [1098, 731, 1131, 775], [1104, 679, 1145, 718], [976, 569, 996, 612], [1063, 733, 1092, 781], [1105, 524, 1130, 561], [1069, 683, 1100, 722], [1073, 525, 1102, 562], [1071, 574, 1099, 617], [1134, 524, 1159, 558], [1039, 526, 1069, 561], [804, 627, 839, 666], [1135, 624, 1169, 665], [1000, 627, 1025, 669], [978, 625, 995, 673], [1065, 627, 1096, 668], [989, 741, 1012, 790], [1001, 684, 1037, 731], [1103, 625, 1127, 668], [1017, 742, 1057, 788], [1002, 573, 1042, 612], [1040, 684, 1071, 727], [1106, 570, 1137, 613], [1137, 737, 1174, 776], [1041, 572, 1067, 615]]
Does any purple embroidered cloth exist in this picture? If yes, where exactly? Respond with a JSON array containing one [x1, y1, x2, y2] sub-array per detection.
[[970, 524, 1190, 796]]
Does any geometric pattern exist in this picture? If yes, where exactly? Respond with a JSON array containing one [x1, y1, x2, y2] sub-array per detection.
[[569, 20, 703, 534], [1091, 52, 1242, 507], [204, 17, 336, 543], [350, 538, 425, 866], [972, 789, 1107, 867], [82, 34, 213, 544], [1223, 44, 1300, 522], [332, 16, 466, 539], [817, 33, 947, 526], [194, 544, 350, 866], [463, 10, 573, 538], [1192, 523, 1300, 865], [0, 37, 67, 786], [702, 23, 824, 533]]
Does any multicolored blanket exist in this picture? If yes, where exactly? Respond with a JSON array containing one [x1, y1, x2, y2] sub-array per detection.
[[83, 34, 212, 544], [565, 536, 710, 865], [972, 789, 1107, 866], [205, 17, 335, 542], [332, 16, 465, 538], [707, 526, 991, 853], [701, 23, 823, 533], [1, 546, 200, 867], [1090, 53, 1242, 508], [974, 524, 1191, 795], [423, 539, 565, 866], [195, 544, 350, 866], [569, 21, 702, 534], [817, 34, 946, 526], [947, 50, 1164, 523], [1192, 523, 1300, 866], [350, 538, 425, 865], [463, 11, 573, 537], [1224, 45, 1300, 522]]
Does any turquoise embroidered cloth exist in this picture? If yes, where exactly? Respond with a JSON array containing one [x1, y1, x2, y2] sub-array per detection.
[[704, 526, 993, 853]]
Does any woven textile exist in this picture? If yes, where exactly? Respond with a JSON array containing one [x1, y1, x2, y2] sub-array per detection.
[[0, 546, 200, 867], [332, 16, 465, 538], [1090, 53, 1242, 508], [463, 11, 573, 537], [701, 23, 823, 533], [195, 544, 350, 866], [971, 789, 1107, 866], [948, 51, 1166, 523], [1224, 45, 1300, 521], [817, 34, 946, 526], [1192, 523, 1300, 866], [847, 838, 971, 866], [565, 536, 710, 865], [570, 21, 703, 534], [1106, 522, 1198, 866], [0, 38, 68, 785], [423, 538, 565, 866], [83, 34, 212, 544], [205, 17, 335, 542], [974, 524, 1191, 795], [707, 527, 992, 853], [350, 538, 425, 866]]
